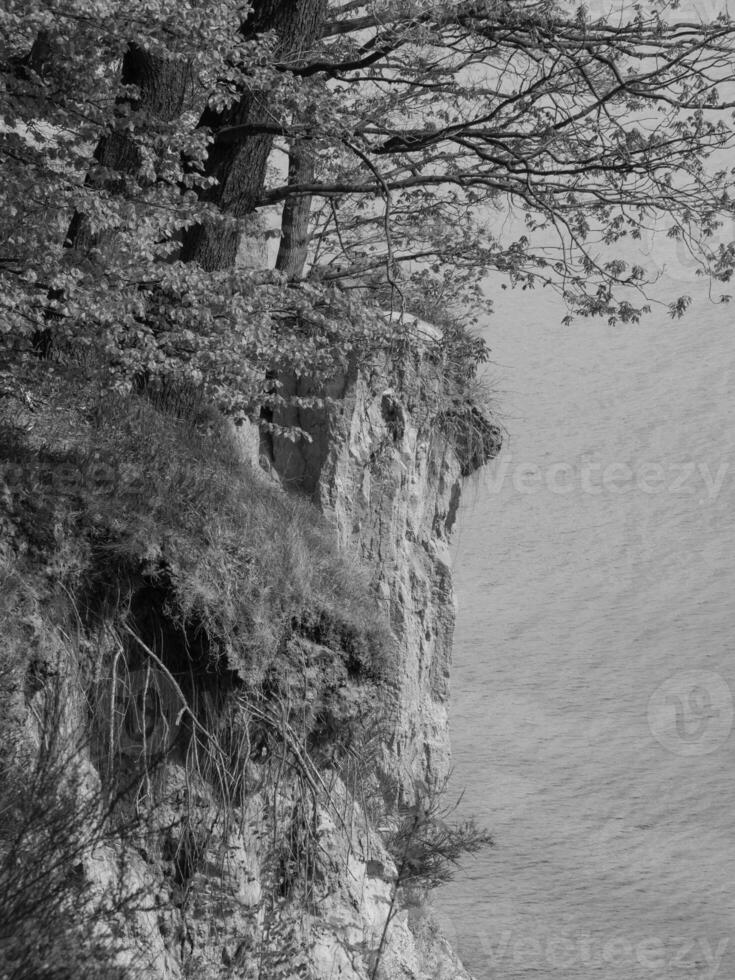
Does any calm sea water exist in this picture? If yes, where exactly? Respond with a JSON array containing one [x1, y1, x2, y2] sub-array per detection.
[[437, 239, 735, 980]]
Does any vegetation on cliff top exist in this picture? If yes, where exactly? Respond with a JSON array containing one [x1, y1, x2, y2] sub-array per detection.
[[4, 1, 735, 417]]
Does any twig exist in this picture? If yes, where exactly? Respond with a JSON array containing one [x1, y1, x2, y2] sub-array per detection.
[[342, 138, 404, 316]]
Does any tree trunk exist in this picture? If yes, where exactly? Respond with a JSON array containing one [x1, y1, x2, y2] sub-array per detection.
[[181, 0, 327, 272], [66, 45, 194, 255], [32, 46, 192, 357], [275, 139, 315, 279], [13, 30, 54, 77]]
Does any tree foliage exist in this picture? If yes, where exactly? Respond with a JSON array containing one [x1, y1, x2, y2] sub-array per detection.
[[2, 0, 735, 408]]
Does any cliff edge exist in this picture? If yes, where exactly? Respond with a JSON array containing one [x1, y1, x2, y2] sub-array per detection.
[[0, 317, 500, 980]]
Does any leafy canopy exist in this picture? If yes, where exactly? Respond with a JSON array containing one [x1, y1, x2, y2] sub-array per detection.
[[2, 0, 735, 407]]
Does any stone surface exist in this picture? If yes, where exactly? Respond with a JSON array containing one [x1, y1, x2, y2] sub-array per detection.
[[271, 344, 493, 798]]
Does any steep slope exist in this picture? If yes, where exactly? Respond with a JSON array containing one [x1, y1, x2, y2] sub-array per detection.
[[0, 322, 500, 980], [270, 331, 501, 798]]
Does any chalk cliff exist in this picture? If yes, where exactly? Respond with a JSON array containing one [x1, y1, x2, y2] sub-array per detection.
[[0, 327, 500, 980], [270, 340, 500, 799]]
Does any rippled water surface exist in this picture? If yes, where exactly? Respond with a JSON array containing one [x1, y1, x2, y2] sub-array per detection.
[[438, 243, 735, 980]]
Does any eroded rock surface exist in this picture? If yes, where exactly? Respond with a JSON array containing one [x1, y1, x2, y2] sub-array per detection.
[[271, 341, 500, 798]]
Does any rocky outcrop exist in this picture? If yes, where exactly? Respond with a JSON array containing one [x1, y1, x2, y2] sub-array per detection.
[[271, 330, 501, 799], [0, 327, 500, 980]]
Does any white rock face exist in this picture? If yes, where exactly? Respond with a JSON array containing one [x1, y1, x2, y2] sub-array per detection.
[[327, 383, 462, 793], [271, 352, 474, 796]]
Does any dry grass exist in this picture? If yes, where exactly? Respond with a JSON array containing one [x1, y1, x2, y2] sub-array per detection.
[[0, 631, 144, 980], [0, 372, 397, 974], [0, 376, 393, 684]]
